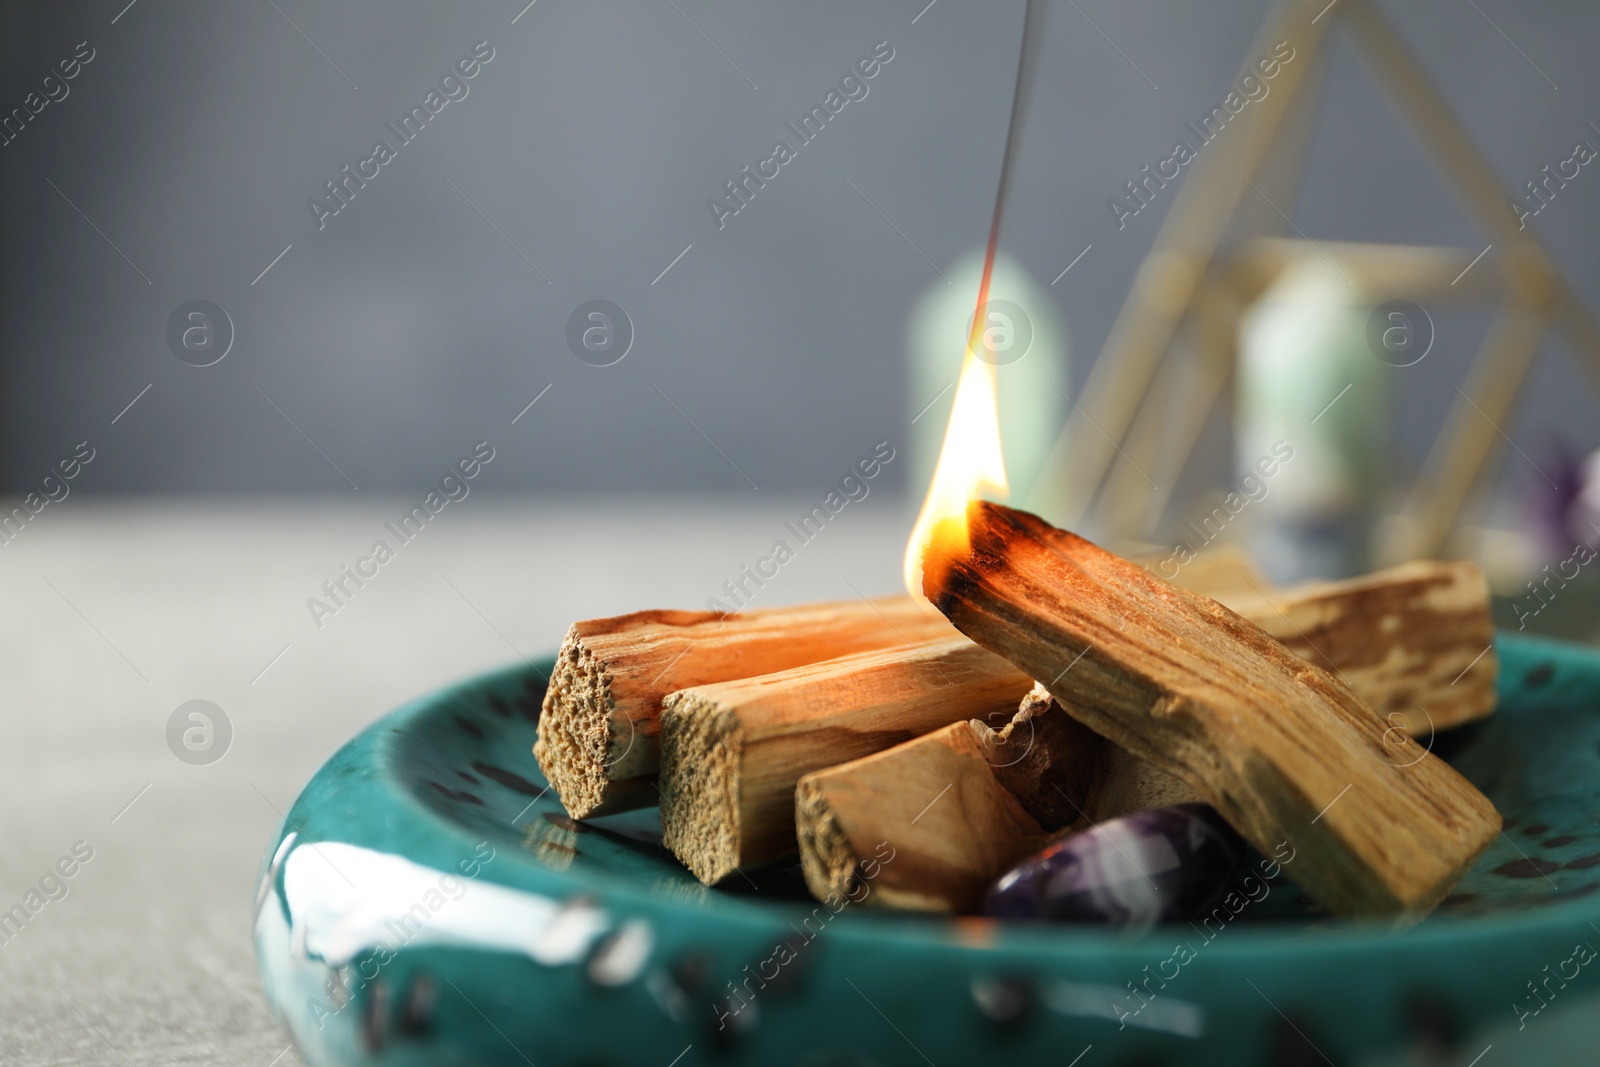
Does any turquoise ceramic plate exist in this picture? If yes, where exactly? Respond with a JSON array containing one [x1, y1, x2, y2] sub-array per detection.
[[254, 632, 1600, 1066]]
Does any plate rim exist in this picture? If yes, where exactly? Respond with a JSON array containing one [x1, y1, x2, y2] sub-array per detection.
[[343, 629, 1600, 963]]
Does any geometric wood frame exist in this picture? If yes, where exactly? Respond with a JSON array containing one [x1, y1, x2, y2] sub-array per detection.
[[1041, 0, 1600, 561]]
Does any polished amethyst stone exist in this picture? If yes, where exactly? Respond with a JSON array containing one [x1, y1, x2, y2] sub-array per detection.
[[983, 804, 1244, 928]]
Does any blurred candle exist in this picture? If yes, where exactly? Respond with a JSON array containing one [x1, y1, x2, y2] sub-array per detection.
[[1236, 258, 1389, 582], [908, 249, 1068, 515]]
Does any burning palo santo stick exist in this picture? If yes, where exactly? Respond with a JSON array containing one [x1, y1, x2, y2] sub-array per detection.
[[920, 501, 1500, 919], [658, 636, 1034, 885], [535, 599, 956, 818], [897, 560, 1491, 811]]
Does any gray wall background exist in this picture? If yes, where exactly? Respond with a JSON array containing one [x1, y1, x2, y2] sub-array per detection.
[[2, 0, 1597, 500]]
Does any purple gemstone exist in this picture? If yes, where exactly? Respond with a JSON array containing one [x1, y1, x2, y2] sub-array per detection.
[[984, 804, 1244, 928]]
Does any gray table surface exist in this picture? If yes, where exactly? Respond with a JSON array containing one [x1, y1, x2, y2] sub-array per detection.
[[0, 496, 909, 1066]]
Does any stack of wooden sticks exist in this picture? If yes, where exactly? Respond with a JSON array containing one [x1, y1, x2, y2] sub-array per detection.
[[535, 502, 1501, 921]]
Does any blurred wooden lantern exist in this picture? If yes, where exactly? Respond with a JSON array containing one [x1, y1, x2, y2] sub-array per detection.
[[1034, 0, 1600, 566]]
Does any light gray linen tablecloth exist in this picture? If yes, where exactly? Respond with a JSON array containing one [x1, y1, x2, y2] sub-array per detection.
[[0, 496, 908, 1066]]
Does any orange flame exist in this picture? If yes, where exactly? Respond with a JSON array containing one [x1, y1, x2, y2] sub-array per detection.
[[904, 315, 1009, 603]]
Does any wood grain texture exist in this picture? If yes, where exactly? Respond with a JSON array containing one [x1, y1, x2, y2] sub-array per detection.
[[1091, 739, 1205, 821], [659, 636, 1034, 885], [1146, 555, 1495, 736], [986, 682, 1204, 824], [971, 682, 1105, 830], [1225, 560, 1497, 734], [990, 558, 1499, 818], [534, 598, 955, 818], [923, 502, 1500, 919], [793, 682, 1212, 915], [796, 721, 1046, 913], [794, 687, 1197, 914]]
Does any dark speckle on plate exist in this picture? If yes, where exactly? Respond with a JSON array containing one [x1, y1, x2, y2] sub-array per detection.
[[396, 973, 436, 1037], [970, 974, 1036, 1029], [427, 781, 486, 807], [1402, 992, 1462, 1055], [1535, 884, 1600, 906], [1523, 661, 1556, 689], [1565, 852, 1600, 870], [1493, 858, 1560, 878], [456, 771, 480, 785], [1543, 836, 1578, 848], [453, 715, 485, 740], [361, 978, 388, 1053], [1268, 1011, 1334, 1067], [1522, 823, 1550, 836], [668, 951, 711, 1004], [472, 761, 546, 795]]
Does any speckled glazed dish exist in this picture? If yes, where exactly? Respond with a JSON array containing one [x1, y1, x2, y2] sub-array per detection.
[[254, 632, 1600, 1066]]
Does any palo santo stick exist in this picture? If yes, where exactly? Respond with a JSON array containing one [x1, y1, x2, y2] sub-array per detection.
[[1090, 735, 1204, 822], [796, 685, 1196, 914], [922, 502, 1500, 919], [980, 574, 1495, 823], [971, 682, 1105, 830], [796, 721, 1046, 913], [535, 599, 956, 818], [1151, 553, 1495, 735], [659, 636, 1034, 885], [1221, 560, 1496, 734], [999, 562, 1500, 818], [991, 683, 1202, 823]]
